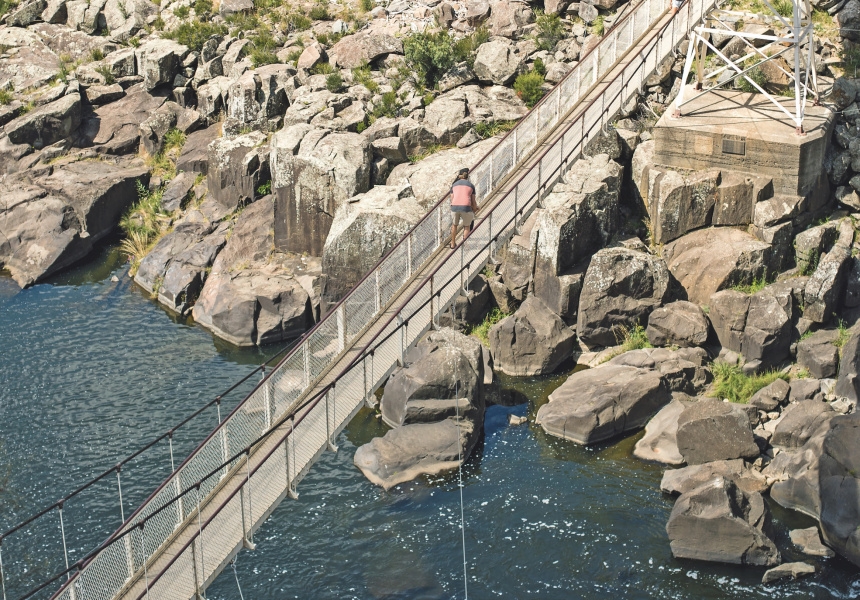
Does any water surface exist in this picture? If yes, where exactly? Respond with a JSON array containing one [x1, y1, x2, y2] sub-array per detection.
[[1, 246, 858, 599]]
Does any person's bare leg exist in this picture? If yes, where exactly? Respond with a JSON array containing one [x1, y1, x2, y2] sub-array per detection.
[[450, 224, 457, 248]]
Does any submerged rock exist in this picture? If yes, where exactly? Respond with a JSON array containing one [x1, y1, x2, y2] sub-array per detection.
[[762, 562, 815, 584], [790, 527, 835, 558], [354, 417, 479, 490]]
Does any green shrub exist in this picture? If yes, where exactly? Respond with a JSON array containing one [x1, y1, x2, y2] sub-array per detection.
[[285, 12, 312, 31], [326, 71, 343, 92], [0, 88, 11, 106], [535, 10, 565, 51], [249, 48, 278, 67], [403, 30, 455, 87], [514, 70, 545, 107], [0, 0, 16, 18], [193, 0, 212, 15], [711, 362, 787, 403], [452, 26, 490, 68], [352, 61, 379, 92], [737, 66, 767, 93], [163, 128, 186, 153], [317, 32, 330, 46], [360, 0, 373, 11], [285, 49, 302, 66], [836, 320, 850, 353], [164, 20, 227, 51], [89, 47, 105, 62], [532, 57, 546, 76], [95, 65, 116, 85], [422, 91, 434, 106], [120, 181, 169, 275], [256, 180, 272, 196], [474, 120, 517, 138], [591, 14, 605, 37], [468, 307, 510, 346], [617, 323, 652, 352], [312, 61, 335, 74], [174, 4, 190, 18], [731, 273, 769, 294], [372, 91, 399, 119], [309, 4, 330, 19], [773, 0, 792, 17]]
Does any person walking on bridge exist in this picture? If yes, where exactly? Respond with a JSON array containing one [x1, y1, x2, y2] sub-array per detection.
[[450, 168, 478, 249]]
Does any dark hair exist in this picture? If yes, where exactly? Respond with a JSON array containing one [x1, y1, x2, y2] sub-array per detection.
[[453, 168, 469, 184]]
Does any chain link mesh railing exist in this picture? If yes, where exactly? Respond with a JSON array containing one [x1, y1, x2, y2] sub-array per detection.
[[0, 2, 714, 598]]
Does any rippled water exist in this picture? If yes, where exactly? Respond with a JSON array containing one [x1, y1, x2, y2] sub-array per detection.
[[1, 245, 858, 599]]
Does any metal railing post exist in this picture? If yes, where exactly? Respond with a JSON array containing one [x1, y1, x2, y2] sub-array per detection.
[[195, 486, 206, 600], [398, 316, 406, 365], [337, 304, 346, 352], [302, 343, 310, 388], [288, 417, 298, 499], [407, 235, 413, 276], [374, 270, 381, 312], [326, 386, 338, 451], [239, 452, 256, 550]]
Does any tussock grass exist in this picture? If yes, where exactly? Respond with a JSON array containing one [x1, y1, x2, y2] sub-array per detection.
[[120, 182, 171, 275], [468, 307, 510, 346], [617, 323, 652, 352], [475, 120, 517, 139], [711, 361, 787, 403]]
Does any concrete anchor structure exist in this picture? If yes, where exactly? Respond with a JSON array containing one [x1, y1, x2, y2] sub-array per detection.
[[671, 0, 819, 135]]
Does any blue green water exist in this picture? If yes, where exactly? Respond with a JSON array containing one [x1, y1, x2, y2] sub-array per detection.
[[1, 244, 858, 599]]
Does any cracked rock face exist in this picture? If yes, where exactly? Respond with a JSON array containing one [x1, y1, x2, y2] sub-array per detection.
[[666, 476, 780, 567]]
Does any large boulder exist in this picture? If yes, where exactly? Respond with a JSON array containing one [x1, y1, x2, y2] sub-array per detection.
[[837, 324, 860, 402], [666, 477, 780, 566], [226, 64, 294, 130], [473, 38, 523, 86], [771, 400, 834, 450], [136, 39, 190, 91], [797, 329, 840, 379], [766, 413, 860, 567], [749, 377, 790, 411], [535, 364, 671, 444], [329, 32, 403, 69], [804, 243, 851, 323], [645, 301, 709, 348], [645, 168, 720, 245], [321, 185, 424, 302], [386, 136, 498, 208], [675, 398, 760, 465], [271, 128, 372, 255], [0, 28, 62, 91], [576, 247, 670, 348], [663, 227, 770, 305], [158, 223, 229, 315], [632, 397, 687, 465], [380, 328, 486, 428], [0, 156, 148, 287], [487, 0, 534, 37], [707, 288, 792, 368], [207, 131, 270, 215], [4, 93, 81, 148], [488, 295, 575, 376], [191, 199, 319, 346], [660, 459, 768, 496], [134, 220, 215, 295], [77, 84, 168, 154], [533, 154, 622, 320], [353, 417, 480, 490]]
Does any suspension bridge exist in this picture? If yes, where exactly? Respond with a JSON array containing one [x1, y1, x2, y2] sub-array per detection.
[[0, 0, 724, 596]]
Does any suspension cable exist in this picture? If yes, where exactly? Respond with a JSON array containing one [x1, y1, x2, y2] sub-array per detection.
[[453, 361, 468, 600], [231, 557, 245, 600], [0, 339, 296, 540]]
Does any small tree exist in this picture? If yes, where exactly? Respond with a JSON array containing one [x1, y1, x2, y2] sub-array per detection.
[[514, 71, 545, 107], [403, 31, 455, 87]]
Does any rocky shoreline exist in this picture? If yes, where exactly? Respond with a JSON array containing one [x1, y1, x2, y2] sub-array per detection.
[[3, 0, 860, 585]]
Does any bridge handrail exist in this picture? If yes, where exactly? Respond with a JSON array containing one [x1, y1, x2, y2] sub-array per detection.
[[44, 0, 711, 597]]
